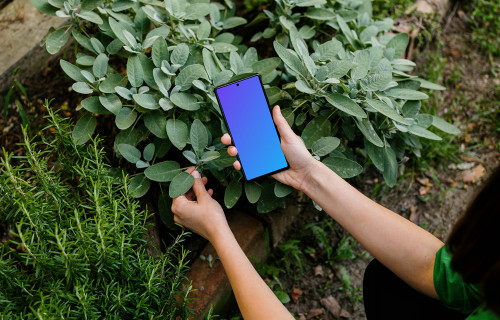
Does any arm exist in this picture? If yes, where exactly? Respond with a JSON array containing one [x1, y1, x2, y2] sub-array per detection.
[[171, 168, 293, 320], [223, 105, 444, 299]]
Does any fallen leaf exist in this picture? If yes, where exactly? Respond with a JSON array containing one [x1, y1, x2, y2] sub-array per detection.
[[460, 155, 481, 163], [417, 177, 433, 196], [340, 309, 351, 318], [409, 205, 420, 224], [314, 265, 324, 277], [307, 308, 324, 319], [406, 0, 434, 14], [461, 164, 485, 183], [291, 288, 304, 303], [299, 313, 306, 320], [321, 295, 341, 318]]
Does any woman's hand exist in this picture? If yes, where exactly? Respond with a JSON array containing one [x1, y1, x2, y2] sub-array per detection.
[[221, 105, 317, 191], [171, 167, 230, 242]]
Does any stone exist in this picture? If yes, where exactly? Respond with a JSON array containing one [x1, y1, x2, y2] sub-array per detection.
[[0, 0, 70, 92]]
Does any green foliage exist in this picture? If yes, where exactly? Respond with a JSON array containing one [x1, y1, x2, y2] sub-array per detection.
[[34, 0, 460, 218], [0, 105, 195, 318], [468, 0, 500, 57]]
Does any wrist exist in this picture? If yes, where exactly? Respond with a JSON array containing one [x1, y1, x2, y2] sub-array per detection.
[[299, 158, 323, 194], [208, 220, 233, 245]]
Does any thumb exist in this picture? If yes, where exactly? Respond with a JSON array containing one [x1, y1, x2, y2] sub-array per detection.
[[191, 170, 209, 200], [272, 105, 296, 142]]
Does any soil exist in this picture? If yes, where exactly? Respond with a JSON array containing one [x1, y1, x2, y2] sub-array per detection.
[[249, 6, 500, 320]]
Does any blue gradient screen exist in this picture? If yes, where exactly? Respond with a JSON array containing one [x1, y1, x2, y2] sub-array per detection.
[[215, 75, 288, 180]]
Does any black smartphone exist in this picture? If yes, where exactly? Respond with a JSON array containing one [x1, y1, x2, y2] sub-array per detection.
[[214, 73, 290, 181]]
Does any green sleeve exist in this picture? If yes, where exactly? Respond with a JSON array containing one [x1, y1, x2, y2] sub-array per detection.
[[433, 246, 482, 314]]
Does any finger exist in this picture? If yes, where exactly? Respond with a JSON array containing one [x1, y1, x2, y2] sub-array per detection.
[[228, 146, 238, 157], [221, 133, 232, 145], [185, 166, 196, 174], [171, 195, 190, 215], [191, 170, 209, 200], [233, 160, 241, 171], [185, 189, 195, 201], [208, 189, 214, 197], [272, 105, 296, 141], [202, 176, 208, 185]]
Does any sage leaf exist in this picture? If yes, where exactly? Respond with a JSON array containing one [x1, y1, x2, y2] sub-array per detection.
[[384, 88, 429, 100], [382, 143, 397, 187], [144, 110, 168, 138], [115, 107, 137, 130], [175, 64, 208, 90], [364, 139, 384, 171], [133, 93, 158, 110], [183, 150, 197, 164], [386, 33, 409, 59], [171, 43, 189, 66], [81, 96, 111, 114], [311, 136, 340, 156], [322, 156, 363, 179], [76, 10, 103, 24], [145, 161, 181, 182], [72, 82, 93, 94], [72, 114, 96, 145], [431, 116, 460, 135], [60, 60, 87, 82], [117, 144, 141, 163], [129, 174, 150, 198], [273, 41, 308, 79], [224, 180, 242, 209], [355, 118, 384, 147], [99, 94, 122, 114], [295, 80, 316, 94], [223, 17, 247, 29], [169, 172, 195, 198], [166, 119, 189, 150], [99, 74, 127, 93], [365, 98, 408, 124], [170, 92, 199, 111], [127, 55, 144, 87], [190, 119, 208, 152], [200, 150, 220, 162], [46, 29, 69, 54], [274, 181, 293, 198], [143, 143, 155, 162], [301, 116, 332, 149], [325, 93, 367, 118], [245, 182, 262, 203], [408, 125, 442, 141]]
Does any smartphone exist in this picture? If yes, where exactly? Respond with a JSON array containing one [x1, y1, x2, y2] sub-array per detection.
[[214, 74, 289, 181]]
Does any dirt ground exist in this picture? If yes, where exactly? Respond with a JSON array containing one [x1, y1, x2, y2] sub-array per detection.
[[258, 8, 500, 320]]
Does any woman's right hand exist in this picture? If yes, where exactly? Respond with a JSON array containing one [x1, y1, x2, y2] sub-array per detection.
[[221, 105, 317, 192]]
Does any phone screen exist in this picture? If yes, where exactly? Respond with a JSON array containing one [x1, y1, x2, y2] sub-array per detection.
[[215, 74, 289, 181]]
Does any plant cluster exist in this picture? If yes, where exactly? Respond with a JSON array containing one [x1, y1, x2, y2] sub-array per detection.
[[32, 0, 459, 218], [468, 0, 500, 58], [0, 106, 195, 318]]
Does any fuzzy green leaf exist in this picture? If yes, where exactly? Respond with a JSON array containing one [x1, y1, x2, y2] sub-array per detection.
[[386, 33, 409, 59], [245, 182, 262, 204], [365, 98, 408, 124], [76, 10, 103, 24], [169, 172, 195, 198], [117, 144, 141, 163], [274, 181, 293, 198], [99, 94, 122, 114], [72, 114, 96, 145], [133, 94, 159, 110], [129, 174, 150, 198], [190, 119, 208, 152], [311, 136, 340, 156], [60, 60, 87, 82], [170, 92, 199, 111], [224, 180, 242, 209], [382, 143, 397, 187], [273, 41, 308, 78], [115, 107, 137, 130], [145, 161, 181, 182], [144, 110, 168, 138], [322, 156, 363, 179], [325, 93, 367, 118], [301, 116, 332, 149], [46, 29, 69, 54], [408, 125, 442, 140], [431, 116, 460, 135], [166, 119, 189, 150], [384, 88, 429, 100], [127, 55, 144, 87]]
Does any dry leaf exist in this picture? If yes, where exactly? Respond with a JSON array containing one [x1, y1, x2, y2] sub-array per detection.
[[314, 265, 325, 277], [340, 309, 351, 318], [321, 295, 341, 318], [409, 205, 420, 224], [417, 177, 433, 196], [291, 288, 304, 303], [307, 308, 324, 319], [462, 164, 486, 183], [299, 313, 306, 320], [460, 155, 481, 163]]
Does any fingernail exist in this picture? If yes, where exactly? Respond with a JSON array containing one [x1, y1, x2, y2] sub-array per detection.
[[192, 170, 201, 178]]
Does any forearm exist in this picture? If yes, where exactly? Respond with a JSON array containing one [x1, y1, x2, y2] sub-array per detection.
[[211, 229, 293, 320], [302, 160, 443, 298]]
